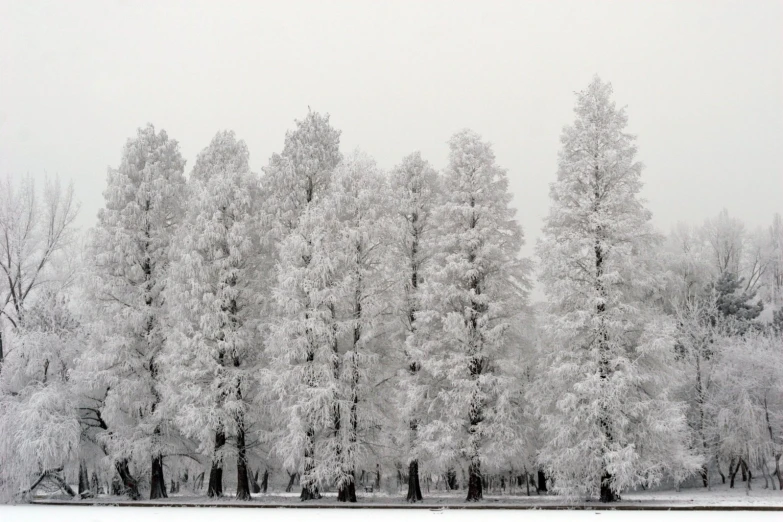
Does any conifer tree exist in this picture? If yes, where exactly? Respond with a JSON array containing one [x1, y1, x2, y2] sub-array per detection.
[[262, 110, 342, 500], [83, 124, 186, 499], [417, 129, 530, 501], [389, 151, 439, 502], [165, 130, 261, 500], [535, 78, 700, 501], [327, 150, 392, 502]]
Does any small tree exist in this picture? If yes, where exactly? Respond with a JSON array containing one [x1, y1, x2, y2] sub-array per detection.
[[0, 290, 82, 501]]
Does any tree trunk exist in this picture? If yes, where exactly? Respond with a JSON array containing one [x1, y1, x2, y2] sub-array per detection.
[[286, 472, 296, 493], [78, 461, 92, 498], [729, 458, 740, 488], [150, 453, 168, 499], [300, 425, 321, 501], [235, 409, 251, 500], [525, 472, 530, 496], [207, 429, 226, 497], [375, 463, 381, 490], [114, 459, 141, 500], [90, 471, 100, 496], [699, 465, 709, 488], [261, 469, 269, 493], [537, 469, 548, 493], [775, 454, 783, 492], [249, 468, 261, 494], [466, 460, 482, 501], [407, 459, 423, 502], [600, 470, 620, 502], [446, 468, 458, 490], [194, 471, 205, 491]]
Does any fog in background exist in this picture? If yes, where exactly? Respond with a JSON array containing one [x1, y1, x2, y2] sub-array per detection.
[[2, 0, 781, 299]]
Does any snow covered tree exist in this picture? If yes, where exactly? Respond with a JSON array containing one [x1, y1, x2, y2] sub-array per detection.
[[709, 331, 783, 491], [326, 150, 392, 502], [0, 174, 79, 368], [388, 151, 439, 502], [0, 289, 82, 501], [535, 77, 701, 502], [266, 202, 341, 500], [165, 130, 262, 500], [82, 124, 186, 499], [262, 109, 342, 501], [415, 129, 530, 501], [765, 213, 783, 306]]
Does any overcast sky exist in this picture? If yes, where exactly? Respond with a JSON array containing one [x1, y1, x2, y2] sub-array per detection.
[[1, 0, 781, 274]]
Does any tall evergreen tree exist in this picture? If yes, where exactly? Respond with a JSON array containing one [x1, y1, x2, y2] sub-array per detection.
[[535, 78, 700, 501], [327, 150, 392, 502], [417, 129, 530, 501], [165, 130, 261, 500], [262, 110, 342, 501], [389, 151, 439, 502], [84, 124, 186, 499]]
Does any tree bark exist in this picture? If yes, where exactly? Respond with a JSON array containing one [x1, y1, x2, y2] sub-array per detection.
[[235, 408, 251, 500], [729, 457, 740, 488], [300, 426, 321, 500], [537, 469, 548, 492], [407, 459, 423, 502], [466, 460, 483, 501], [261, 469, 269, 493], [207, 429, 226, 497], [150, 453, 168, 499], [249, 468, 261, 494], [78, 461, 92, 498], [115, 459, 141, 500]]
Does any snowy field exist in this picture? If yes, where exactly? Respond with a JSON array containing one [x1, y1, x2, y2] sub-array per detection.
[[3, 487, 783, 522], [3, 506, 781, 522], [20, 482, 783, 508]]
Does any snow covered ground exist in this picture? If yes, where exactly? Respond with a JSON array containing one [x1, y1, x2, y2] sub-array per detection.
[[20, 481, 783, 508]]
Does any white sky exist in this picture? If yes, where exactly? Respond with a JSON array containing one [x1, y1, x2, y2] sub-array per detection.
[[1, 0, 781, 272]]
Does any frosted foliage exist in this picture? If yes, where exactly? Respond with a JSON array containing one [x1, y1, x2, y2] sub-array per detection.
[[81, 124, 186, 464], [709, 332, 783, 469], [388, 151, 440, 465], [164, 130, 261, 457], [261, 110, 342, 239], [0, 292, 81, 500], [535, 78, 701, 500], [327, 150, 393, 488], [416, 130, 530, 477], [265, 201, 342, 487]]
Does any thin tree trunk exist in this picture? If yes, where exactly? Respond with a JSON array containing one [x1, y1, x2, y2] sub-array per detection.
[[286, 472, 296, 493], [729, 457, 740, 488], [235, 406, 251, 500], [78, 461, 92, 498], [207, 429, 226, 497], [261, 469, 269, 493], [249, 468, 260, 494]]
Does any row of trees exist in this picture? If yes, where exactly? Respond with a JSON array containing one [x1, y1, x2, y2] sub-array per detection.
[[1, 77, 781, 503]]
